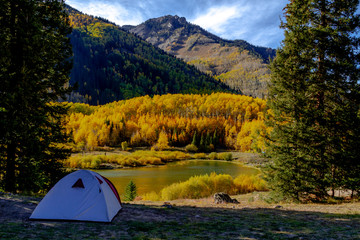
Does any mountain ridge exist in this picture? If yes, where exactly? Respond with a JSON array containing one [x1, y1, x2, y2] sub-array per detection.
[[65, 6, 237, 105], [123, 15, 275, 62], [125, 15, 275, 98]]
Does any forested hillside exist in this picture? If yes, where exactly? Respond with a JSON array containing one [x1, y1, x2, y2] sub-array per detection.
[[126, 15, 275, 98], [64, 93, 269, 152], [66, 7, 236, 105]]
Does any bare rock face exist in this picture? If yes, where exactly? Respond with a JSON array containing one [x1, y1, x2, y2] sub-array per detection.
[[214, 192, 239, 204], [128, 15, 216, 51]]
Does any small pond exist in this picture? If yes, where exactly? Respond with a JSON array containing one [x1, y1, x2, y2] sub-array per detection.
[[96, 160, 260, 196]]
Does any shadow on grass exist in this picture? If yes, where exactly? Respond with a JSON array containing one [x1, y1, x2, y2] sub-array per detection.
[[1, 197, 359, 240], [117, 204, 360, 240]]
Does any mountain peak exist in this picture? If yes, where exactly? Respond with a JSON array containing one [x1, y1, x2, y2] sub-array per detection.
[[145, 15, 188, 32], [128, 15, 274, 60], [153, 15, 187, 25], [128, 15, 275, 98], [129, 15, 220, 51]]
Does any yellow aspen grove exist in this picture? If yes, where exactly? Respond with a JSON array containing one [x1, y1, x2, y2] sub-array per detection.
[[152, 131, 170, 151], [63, 93, 270, 152]]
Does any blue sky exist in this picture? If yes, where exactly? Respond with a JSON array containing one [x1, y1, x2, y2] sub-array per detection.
[[66, 0, 289, 49]]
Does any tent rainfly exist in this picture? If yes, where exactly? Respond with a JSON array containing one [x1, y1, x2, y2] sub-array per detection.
[[30, 170, 122, 222]]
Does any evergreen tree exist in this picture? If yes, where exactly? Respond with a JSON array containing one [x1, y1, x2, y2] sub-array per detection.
[[192, 131, 197, 146], [266, 0, 360, 201], [66, 6, 236, 105], [0, 0, 72, 192], [206, 132, 211, 146], [199, 134, 205, 152], [124, 180, 137, 201], [213, 129, 218, 147]]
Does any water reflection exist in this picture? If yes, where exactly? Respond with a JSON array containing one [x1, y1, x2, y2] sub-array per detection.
[[96, 160, 259, 196]]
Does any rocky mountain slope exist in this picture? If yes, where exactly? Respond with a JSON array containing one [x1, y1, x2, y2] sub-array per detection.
[[66, 7, 235, 105], [124, 15, 276, 98]]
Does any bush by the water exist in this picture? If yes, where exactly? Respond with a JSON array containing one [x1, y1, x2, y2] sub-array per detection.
[[185, 144, 198, 153], [143, 172, 268, 201], [193, 153, 207, 159], [218, 153, 233, 161], [208, 152, 218, 160], [65, 150, 190, 169], [121, 141, 129, 151], [234, 175, 268, 194]]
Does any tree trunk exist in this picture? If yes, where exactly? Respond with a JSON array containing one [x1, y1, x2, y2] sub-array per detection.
[[4, 1, 20, 193], [4, 143, 16, 192]]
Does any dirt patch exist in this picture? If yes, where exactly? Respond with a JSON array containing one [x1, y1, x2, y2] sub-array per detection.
[[0, 193, 38, 222]]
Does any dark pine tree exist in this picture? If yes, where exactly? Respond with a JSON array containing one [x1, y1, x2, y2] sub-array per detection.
[[192, 131, 198, 146], [0, 0, 73, 192], [266, 0, 360, 201], [124, 180, 137, 201]]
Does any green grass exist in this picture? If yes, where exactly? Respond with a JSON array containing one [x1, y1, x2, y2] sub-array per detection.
[[65, 150, 245, 169], [65, 150, 191, 169], [2, 204, 359, 240], [1, 191, 359, 240]]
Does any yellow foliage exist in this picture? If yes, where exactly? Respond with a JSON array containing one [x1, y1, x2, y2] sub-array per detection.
[[64, 150, 191, 169], [142, 172, 268, 201], [152, 131, 169, 151], [142, 191, 161, 201], [235, 120, 268, 152], [193, 153, 207, 159], [234, 175, 268, 194], [63, 93, 271, 152]]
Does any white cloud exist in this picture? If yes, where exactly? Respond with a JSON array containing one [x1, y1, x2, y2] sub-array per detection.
[[65, 0, 288, 48], [66, 0, 144, 26], [191, 5, 247, 35]]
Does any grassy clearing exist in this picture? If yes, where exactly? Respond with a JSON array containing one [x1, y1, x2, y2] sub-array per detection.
[[65, 150, 191, 169], [64, 150, 236, 169], [1, 193, 359, 240]]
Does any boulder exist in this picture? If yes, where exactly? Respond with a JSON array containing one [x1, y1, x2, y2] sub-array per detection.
[[161, 202, 173, 208], [214, 192, 239, 204]]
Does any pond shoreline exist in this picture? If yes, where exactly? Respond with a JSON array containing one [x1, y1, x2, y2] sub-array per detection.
[[96, 159, 262, 196], [66, 149, 267, 170]]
